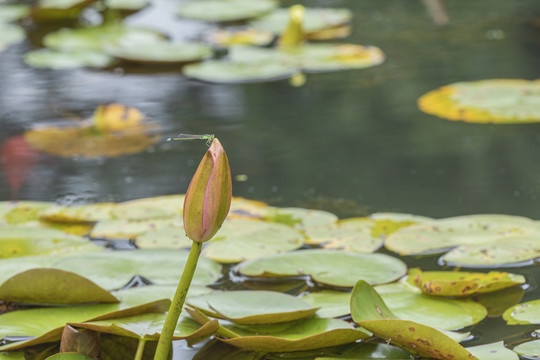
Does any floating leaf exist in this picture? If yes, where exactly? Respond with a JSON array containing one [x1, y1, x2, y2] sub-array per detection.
[[111, 195, 184, 220], [24, 49, 115, 69], [202, 218, 304, 263], [375, 282, 487, 330], [221, 317, 369, 352], [351, 280, 477, 360], [112, 284, 212, 307], [176, 0, 277, 22], [0, 4, 30, 22], [0, 201, 52, 225], [0, 227, 99, 259], [261, 207, 338, 230], [467, 341, 518, 360], [418, 79, 540, 123], [89, 218, 178, 240], [105, 40, 212, 65], [250, 8, 352, 35], [238, 249, 407, 287], [315, 342, 419, 359], [0, 24, 25, 51], [105, 0, 149, 11], [30, 0, 97, 22], [134, 226, 192, 249], [410, 268, 526, 296], [46, 354, 94, 360], [210, 28, 274, 48], [513, 339, 540, 358], [40, 203, 117, 223], [183, 60, 298, 84], [503, 299, 540, 325], [0, 268, 118, 304], [187, 290, 317, 324], [300, 290, 351, 318], [0, 352, 23, 360]]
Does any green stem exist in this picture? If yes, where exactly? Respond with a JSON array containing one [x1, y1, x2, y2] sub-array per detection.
[[134, 339, 146, 360], [154, 241, 203, 360]]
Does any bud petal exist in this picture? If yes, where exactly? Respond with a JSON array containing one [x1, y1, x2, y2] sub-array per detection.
[[183, 138, 232, 242]]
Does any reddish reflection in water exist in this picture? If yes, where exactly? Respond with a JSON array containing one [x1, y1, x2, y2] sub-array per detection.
[[0, 135, 38, 200]]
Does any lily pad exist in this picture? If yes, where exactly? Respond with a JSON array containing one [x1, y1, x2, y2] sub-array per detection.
[[375, 282, 487, 330], [202, 218, 304, 263], [24, 49, 115, 69], [467, 342, 518, 360], [0, 201, 53, 225], [111, 195, 184, 220], [503, 299, 540, 325], [409, 268, 526, 296], [250, 8, 352, 35], [418, 79, 540, 123], [134, 226, 192, 249], [0, 227, 99, 259], [187, 290, 317, 324], [105, 40, 212, 65], [222, 317, 369, 352], [300, 290, 351, 318], [210, 28, 274, 48], [89, 218, 178, 240], [0, 268, 118, 304], [46, 354, 94, 360], [0, 299, 169, 351], [39, 203, 117, 223], [229, 44, 386, 73], [112, 284, 212, 307], [24, 124, 161, 158], [105, 0, 149, 11], [176, 0, 277, 22], [351, 280, 477, 360], [315, 342, 413, 360], [238, 249, 407, 287], [385, 214, 539, 255], [0, 4, 29, 22], [261, 207, 338, 230], [183, 60, 298, 84], [43, 25, 164, 52], [0, 24, 24, 51], [30, 0, 98, 22], [513, 339, 540, 358]]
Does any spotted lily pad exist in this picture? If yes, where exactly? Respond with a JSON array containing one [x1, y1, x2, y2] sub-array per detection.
[[0, 201, 52, 225], [0, 227, 100, 259], [105, 40, 212, 65], [229, 44, 385, 73], [261, 207, 338, 230], [183, 60, 298, 84], [309, 219, 382, 252], [351, 280, 477, 360], [238, 249, 407, 287], [503, 299, 540, 325], [513, 339, 540, 358], [187, 290, 317, 325], [374, 283, 487, 330], [385, 214, 539, 255], [0, 268, 118, 304], [221, 317, 369, 352], [409, 268, 526, 296], [176, 0, 277, 22], [0, 24, 25, 51], [24, 49, 115, 69], [111, 195, 184, 220], [202, 218, 304, 263], [0, 299, 169, 351], [250, 8, 352, 35], [39, 203, 117, 223], [418, 79, 540, 123]]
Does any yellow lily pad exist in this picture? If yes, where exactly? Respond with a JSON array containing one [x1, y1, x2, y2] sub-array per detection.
[[111, 195, 185, 220], [418, 79, 540, 123], [40, 203, 117, 223]]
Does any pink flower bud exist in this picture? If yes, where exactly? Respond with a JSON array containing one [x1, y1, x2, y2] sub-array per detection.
[[183, 138, 232, 242]]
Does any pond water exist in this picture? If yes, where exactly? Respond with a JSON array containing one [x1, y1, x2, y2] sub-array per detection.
[[1, 0, 540, 359]]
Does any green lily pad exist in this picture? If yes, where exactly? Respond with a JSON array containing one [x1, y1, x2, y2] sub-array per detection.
[[134, 226, 192, 249], [176, 0, 277, 22], [375, 282, 487, 330], [24, 49, 114, 69], [0, 24, 24, 51], [70, 313, 218, 341], [513, 339, 540, 358], [30, 0, 97, 21], [46, 353, 94, 360], [36, 0, 95, 10], [0, 352, 23, 360], [112, 284, 212, 307], [187, 290, 317, 324], [111, 195, 184, 220], [43, 25, 165, 52], [409, 268, 526, 296], [202, 218, 304, 263], [385, 214, 539, 255], [40, 203, 117, 223], [0, 227, 100, 259], [0, 201, 52, 225], [229, 44, 385, 73], [222, 317, 369, 352], [300, 290, 351, 318], [105, 0, 149, 11], [418, 79, 540, 124], [351, 280, 477, 360], [467, 342, 518, 360], [0, 268, 118, 304], [0, 299, 169, 351], [262, 207, 338, 230], [106, 41, 212, 65], [238, 249, 407, 287], [183, 60, 298, 84], [503, 299, 540, 325], [0, 249, 221, 291], [249, 8, 352, 34], [210, 28, 274, 48], [317, 222, 382, 253], [315, 342, 413, 360], [89, 218, 178, 240], [0, 4, 29, 22]]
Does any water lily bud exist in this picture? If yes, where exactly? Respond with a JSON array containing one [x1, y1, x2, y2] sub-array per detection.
[[183, 138, 232, 242]]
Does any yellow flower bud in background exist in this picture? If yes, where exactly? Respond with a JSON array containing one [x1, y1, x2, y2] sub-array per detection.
[[183, 138, 232, 242]]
